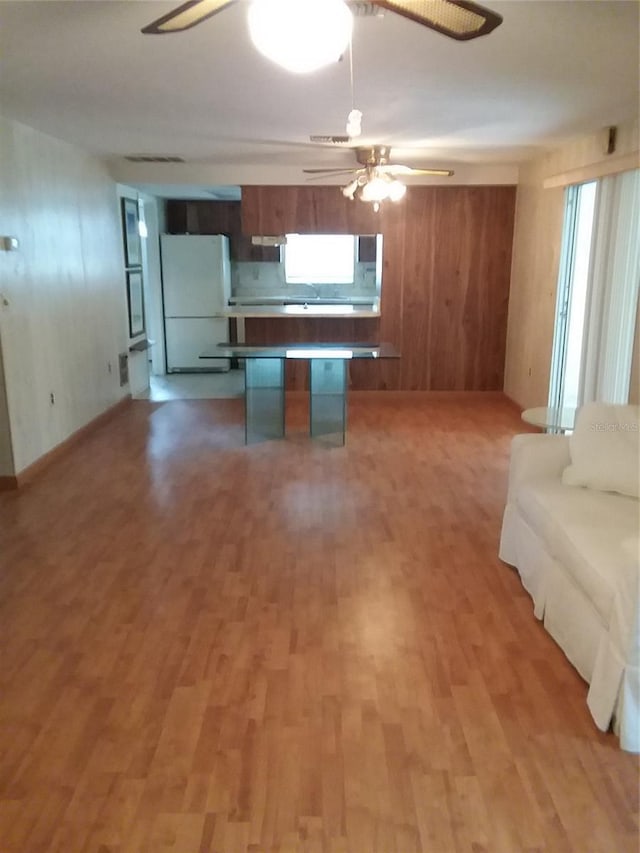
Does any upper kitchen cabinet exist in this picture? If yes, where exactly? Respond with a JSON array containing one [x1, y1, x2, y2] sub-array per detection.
[[241, 186, 391, 235], [165, 199, 279, 262]]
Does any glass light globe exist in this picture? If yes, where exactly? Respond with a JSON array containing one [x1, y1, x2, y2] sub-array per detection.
[[388, 180, 407, 202], [360, 177, 390, 203], [248, 0, 353, 74], [346, 108, 362, 138], [342, 178, 359, 199]]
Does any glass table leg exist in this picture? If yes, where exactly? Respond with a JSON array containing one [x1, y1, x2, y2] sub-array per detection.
[[245, 357, 285, 443], [309, 358, 347, 445]]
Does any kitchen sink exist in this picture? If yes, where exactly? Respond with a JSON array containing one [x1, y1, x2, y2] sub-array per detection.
[[283, 298, 358, 306], [282, 303, 365, 315]]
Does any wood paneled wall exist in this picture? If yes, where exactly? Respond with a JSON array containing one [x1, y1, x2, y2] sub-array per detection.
[[240, 185, 384, 234], [167, 185, 516, 391]]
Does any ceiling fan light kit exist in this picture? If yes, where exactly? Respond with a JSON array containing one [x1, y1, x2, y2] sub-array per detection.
[[307, 147, 453, 211], [354, 171, 406, 210], [248, 0, 353, 73], [341, 178, 360, 200], [387, 178, 407, 202], [346, 108, 363, 138]]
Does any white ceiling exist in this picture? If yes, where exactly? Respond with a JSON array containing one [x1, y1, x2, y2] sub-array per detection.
[[0, 0, 638, 192]]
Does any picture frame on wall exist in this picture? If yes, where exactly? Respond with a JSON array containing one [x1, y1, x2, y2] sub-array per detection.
[[126, 270, 145, 338], [121, 197, 142, 267]]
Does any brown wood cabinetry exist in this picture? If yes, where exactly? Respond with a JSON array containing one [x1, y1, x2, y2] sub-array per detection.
[[166, 199, 279, 262], [167, 185, 516, 391], [358, 235, 377, 262]]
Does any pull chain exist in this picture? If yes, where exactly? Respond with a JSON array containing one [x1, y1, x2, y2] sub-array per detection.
[[346, 32, 362, 137]]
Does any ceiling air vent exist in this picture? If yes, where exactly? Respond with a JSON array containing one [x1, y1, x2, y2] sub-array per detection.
[[124, 155, 185, 163], [309, 135, 352, 144]]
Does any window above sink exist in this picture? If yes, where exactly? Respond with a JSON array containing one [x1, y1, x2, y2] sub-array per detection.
[[284, 234, 357, 285], [230, 233, 383, 304]]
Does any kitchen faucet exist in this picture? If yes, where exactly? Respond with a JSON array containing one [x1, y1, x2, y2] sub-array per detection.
[[298, 283, 320, 299]]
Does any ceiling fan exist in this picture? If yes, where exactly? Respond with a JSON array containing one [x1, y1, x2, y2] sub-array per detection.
[[141, 0, 503, 43], [303, 145, 454, 210]]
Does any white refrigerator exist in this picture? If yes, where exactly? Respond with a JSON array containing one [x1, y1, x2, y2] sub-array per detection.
[[161, 234, 231, 372]]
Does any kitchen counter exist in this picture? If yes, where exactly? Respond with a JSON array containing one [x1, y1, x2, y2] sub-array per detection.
[[228, 296, 377, 305], [202, 342, 398, 359], [225, 301, 380, 318]]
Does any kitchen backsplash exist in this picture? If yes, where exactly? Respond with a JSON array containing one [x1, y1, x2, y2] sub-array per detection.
[[231, 262, 378, 300]]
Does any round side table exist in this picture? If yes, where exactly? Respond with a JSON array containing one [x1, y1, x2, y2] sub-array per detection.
[[521, 406, 576, 433]]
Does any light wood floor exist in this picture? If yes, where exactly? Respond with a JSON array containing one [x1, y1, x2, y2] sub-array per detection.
[[0, 393, 637, 853]]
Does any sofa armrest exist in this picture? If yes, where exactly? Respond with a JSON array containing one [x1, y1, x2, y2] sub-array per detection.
[[507, 433, 571, 499]]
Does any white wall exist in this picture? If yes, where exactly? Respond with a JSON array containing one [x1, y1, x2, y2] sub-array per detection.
[[0, 116, 130, 474], [504, 122, 639, 408]]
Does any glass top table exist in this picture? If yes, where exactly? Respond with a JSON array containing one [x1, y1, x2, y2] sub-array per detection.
[[521, 406, 576, 433], [200, 342, 399, 360], [200, 342, 400, 444]]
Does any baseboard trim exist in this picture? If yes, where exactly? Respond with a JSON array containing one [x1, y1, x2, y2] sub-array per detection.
[[287, 389, 521, 402], [10, 396, 132, 490], [349, 390, 511, 401], [501, 392, 525, 413], [0, 475, 19, 491], [501, 392, 542, 432]]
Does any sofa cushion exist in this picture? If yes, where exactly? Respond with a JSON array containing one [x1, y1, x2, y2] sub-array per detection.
[[562, 403, 640, 498], [515, 480, 639, 627]]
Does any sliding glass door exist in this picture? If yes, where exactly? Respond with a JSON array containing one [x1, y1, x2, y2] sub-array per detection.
[[549, 169, 639, 412]]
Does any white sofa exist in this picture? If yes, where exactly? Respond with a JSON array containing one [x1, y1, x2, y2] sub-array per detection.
[[499, 403, 640, 751]]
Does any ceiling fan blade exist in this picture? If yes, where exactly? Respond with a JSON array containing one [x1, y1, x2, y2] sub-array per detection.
[[303, 169, 359, 176], [305, 175, 357, 184], [378, 164, 454, 176], [141, 0, 237, 34], [371, 0, 502, 41], [409, 168, 455, 176]]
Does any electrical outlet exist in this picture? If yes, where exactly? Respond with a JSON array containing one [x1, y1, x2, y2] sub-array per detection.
[[49, 392, 55, 405]]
